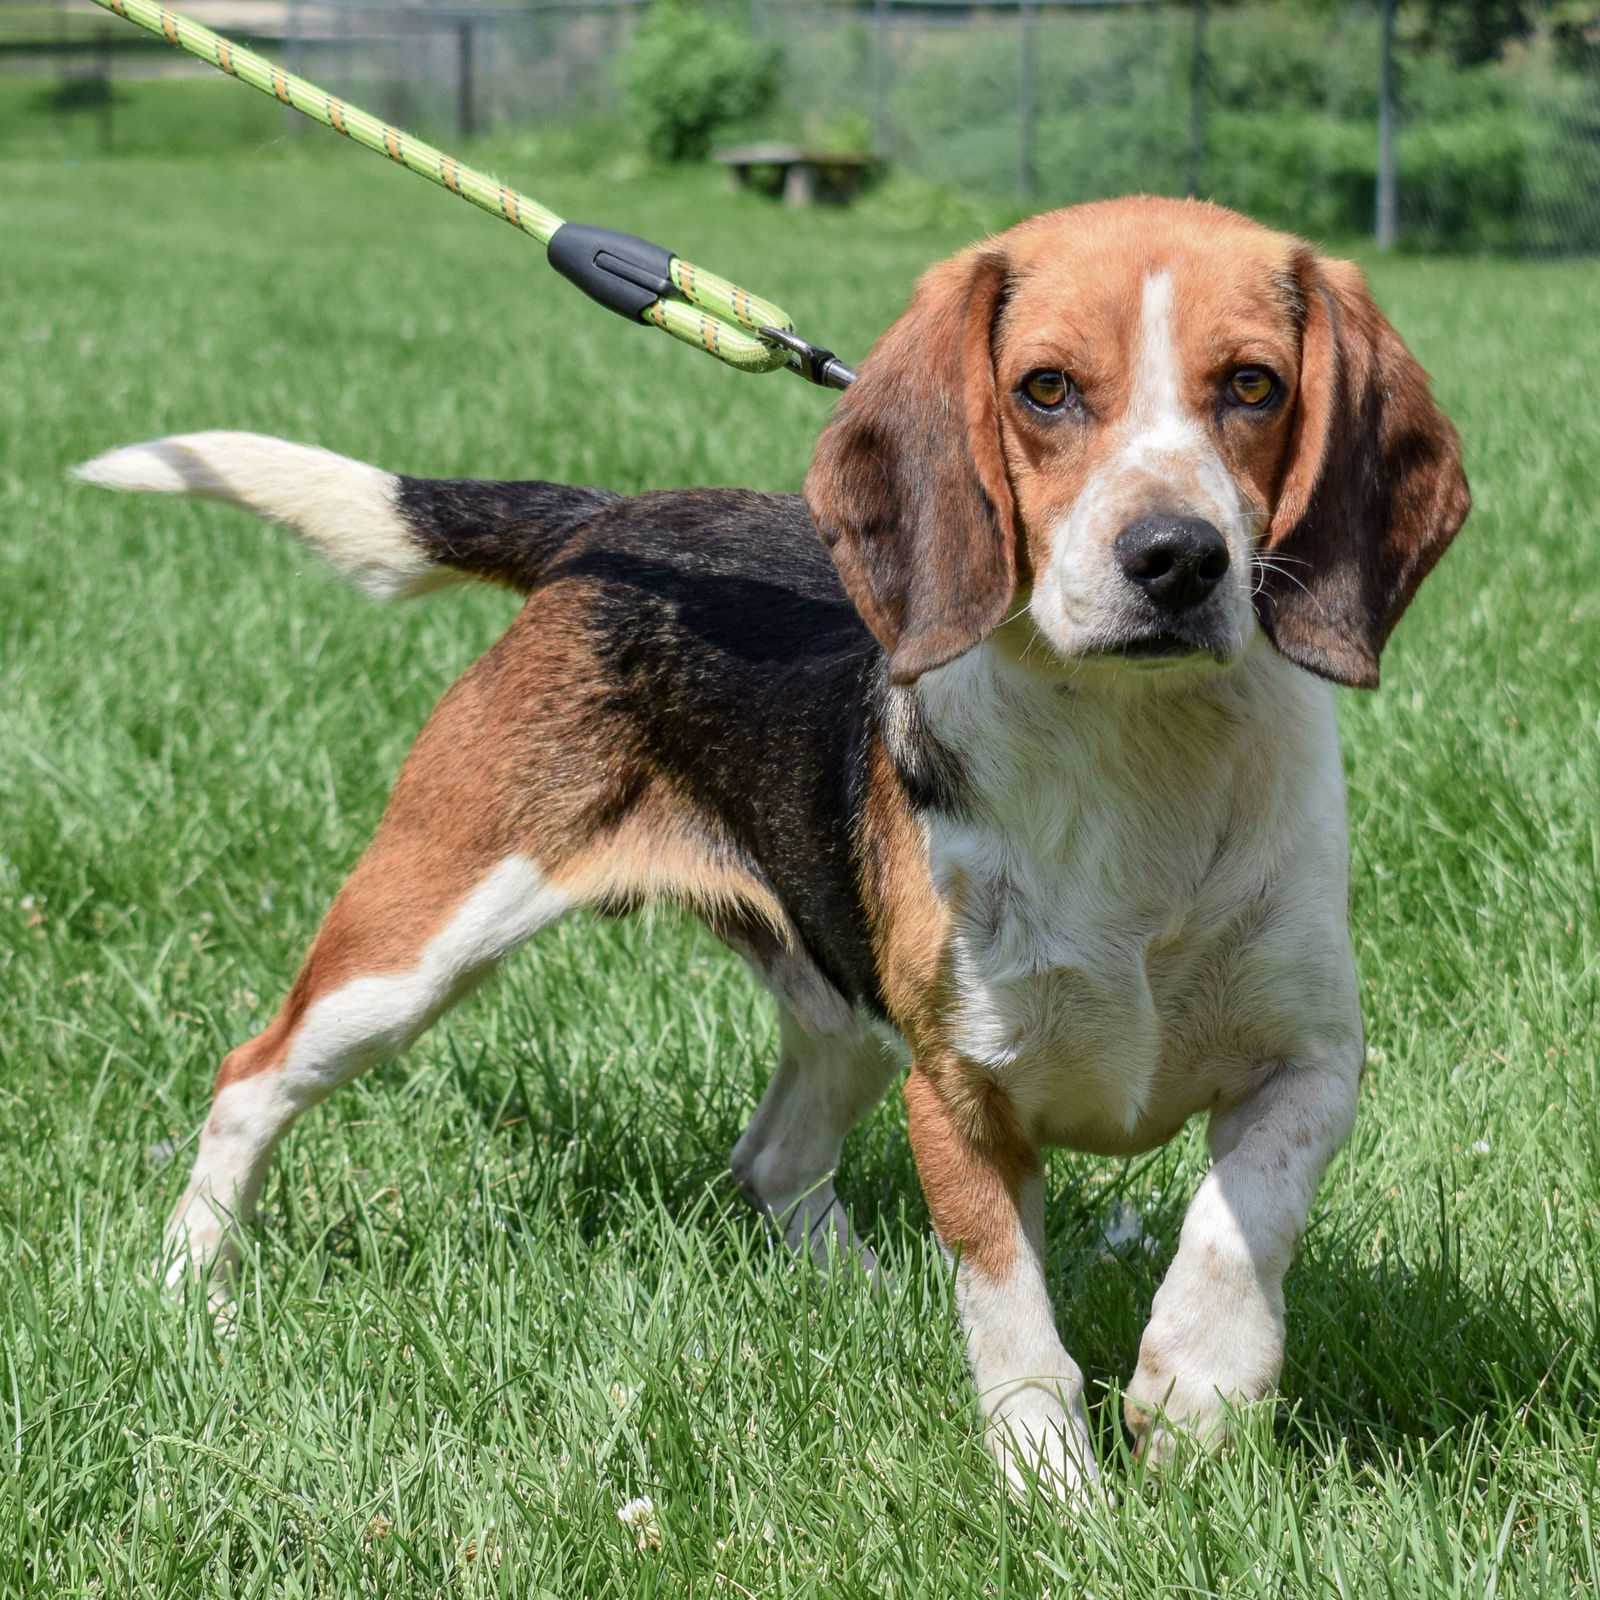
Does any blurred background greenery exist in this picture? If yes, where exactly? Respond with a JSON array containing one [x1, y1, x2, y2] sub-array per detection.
[[2, 0, 1597, 254]]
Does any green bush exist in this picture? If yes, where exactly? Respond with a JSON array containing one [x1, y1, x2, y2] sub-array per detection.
[[1207, 5, 1379, 121], [1204, 107, 1536, 252], [618, 0, 779, 163], [1399, 110, 1531, 250], [1203, 110, 1378, 240]]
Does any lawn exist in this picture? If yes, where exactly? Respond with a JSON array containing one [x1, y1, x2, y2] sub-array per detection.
[[2, 139, 1597, 1597]]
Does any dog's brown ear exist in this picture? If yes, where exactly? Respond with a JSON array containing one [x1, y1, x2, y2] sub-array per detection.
[[804, 247, 1015, 685], [1258, 253, 1470, 689]]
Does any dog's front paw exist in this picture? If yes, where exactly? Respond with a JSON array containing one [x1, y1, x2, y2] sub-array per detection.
[[1123, 1279, 1283, 1462], [159, 1192, 243, 1312], [985, 1382, 1100, 1501]]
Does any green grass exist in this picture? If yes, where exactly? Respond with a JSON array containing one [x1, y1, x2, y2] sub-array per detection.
[[0, 74, 302, 161], [2, 144, 1597, 1596]]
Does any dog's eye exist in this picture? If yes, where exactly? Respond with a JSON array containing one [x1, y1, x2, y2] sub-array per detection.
[[1227, 367, 1277, 407], [1021, 370, 1076, 411]]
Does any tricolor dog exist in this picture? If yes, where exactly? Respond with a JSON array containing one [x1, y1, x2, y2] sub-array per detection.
[[78, 197, 1469, 1494]]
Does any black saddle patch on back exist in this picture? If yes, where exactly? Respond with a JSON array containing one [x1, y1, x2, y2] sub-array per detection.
[[551, 489, 887, 1012]]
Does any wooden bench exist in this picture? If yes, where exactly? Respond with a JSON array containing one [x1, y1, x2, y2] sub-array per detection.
[[713, 143, 876, 207]]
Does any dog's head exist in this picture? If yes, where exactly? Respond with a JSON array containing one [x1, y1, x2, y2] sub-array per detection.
[[804, 198, 1470, 689]]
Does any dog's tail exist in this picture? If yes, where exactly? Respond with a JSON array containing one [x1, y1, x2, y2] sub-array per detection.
[[73, 432, 620, 599]]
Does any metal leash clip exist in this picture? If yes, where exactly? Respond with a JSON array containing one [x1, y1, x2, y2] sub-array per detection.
[[757, 326, 858, 391]]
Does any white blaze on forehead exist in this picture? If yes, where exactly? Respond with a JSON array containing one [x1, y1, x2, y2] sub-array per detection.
[[1124, 270, 1201, 461], [1030, 265, 1254, 655], [1121, 269, 1245, 530]]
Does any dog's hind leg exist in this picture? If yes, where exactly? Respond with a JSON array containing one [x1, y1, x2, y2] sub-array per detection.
[[164, 585, 805, 1296], [722, 931, 900, 1272], [731, 1010, 899, 1274], [164, 836, 575, 1295], [161, 611, 618, 1295]]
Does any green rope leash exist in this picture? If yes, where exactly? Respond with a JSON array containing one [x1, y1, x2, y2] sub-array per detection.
[[88, 0, 855, 388]]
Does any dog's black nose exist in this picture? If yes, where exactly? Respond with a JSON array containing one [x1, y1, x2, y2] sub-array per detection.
[[1114, 516, 1231, 613]]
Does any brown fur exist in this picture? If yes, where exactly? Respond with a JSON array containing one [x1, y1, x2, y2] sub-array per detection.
[[551, 786, 789, 935], [216, 574, 786, 1089], [805, 249, 1018, 685], [1259, 253, 1473, 687], [904, 1061, 1038, 1282], [857, 736, 953, 1046]]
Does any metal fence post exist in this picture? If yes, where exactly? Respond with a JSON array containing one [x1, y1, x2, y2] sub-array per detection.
[[1376, 0, 1398, 249], [1018, 0, 1036, 204], [1186, 0, 1207, 198], [457, 18, 476, 141], [873, 0, 891, 162]]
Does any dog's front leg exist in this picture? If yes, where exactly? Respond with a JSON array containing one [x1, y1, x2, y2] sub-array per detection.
[[905, 1063, 1097, 1497], [1124, 1052, 1360, 1460]]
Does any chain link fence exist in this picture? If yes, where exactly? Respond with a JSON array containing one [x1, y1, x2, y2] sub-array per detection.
[[5, 0, 1598, 253], [771, 0, 1600, 254]]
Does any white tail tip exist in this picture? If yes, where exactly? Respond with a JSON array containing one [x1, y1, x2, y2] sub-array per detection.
[[74, 438, 227, 496], [73, 431, 457, 600]]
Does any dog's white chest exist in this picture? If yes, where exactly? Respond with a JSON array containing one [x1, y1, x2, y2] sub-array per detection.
[[914, 646, 1357, 1149], [931, 797, 1225, 1140]]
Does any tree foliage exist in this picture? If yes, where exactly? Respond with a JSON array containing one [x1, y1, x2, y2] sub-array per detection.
[[619, 0, 780, 164]]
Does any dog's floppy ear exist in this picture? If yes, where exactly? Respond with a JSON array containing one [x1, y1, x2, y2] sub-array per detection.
[[1257, 252, 1470, 689], [804, 247, 1015, 685]]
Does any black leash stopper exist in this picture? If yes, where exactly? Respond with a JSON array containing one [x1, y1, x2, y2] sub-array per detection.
[[547, 224, 677, 320]]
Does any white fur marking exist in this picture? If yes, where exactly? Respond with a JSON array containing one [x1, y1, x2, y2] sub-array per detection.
[[959, 1177, 1097, 1497], [165, 856, 571, 1288], [1127, 271, 1189, 448], [75, 431, 456, 600], [730, 1008, 900, 1272]]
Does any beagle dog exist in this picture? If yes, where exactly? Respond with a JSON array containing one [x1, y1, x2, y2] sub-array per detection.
[[77, 196, 1469, 1495]]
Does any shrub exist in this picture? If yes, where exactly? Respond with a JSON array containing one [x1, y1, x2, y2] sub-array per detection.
[[1203, 110, 1378, 239], [1400, 110, 1531, 250], [618, 0, 779, 163]]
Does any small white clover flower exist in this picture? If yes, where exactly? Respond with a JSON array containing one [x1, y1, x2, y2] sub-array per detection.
[[617, 1495, 661, 1551]]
